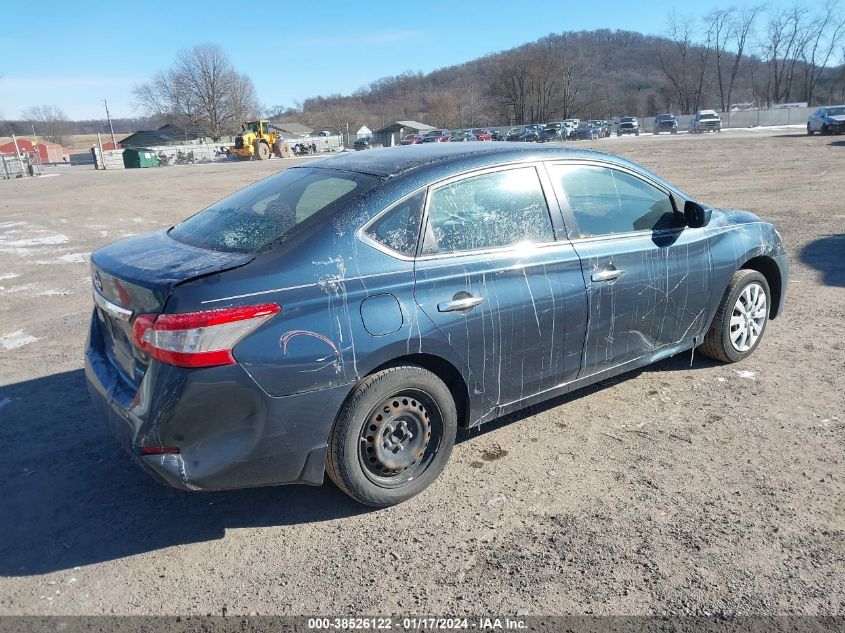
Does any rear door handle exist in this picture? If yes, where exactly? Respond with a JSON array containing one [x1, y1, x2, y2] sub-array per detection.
[[437, 295, 485, 312], [591, 268, 625, 282]]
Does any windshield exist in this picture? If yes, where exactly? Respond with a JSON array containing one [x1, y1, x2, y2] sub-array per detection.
[[700, 114, 719, 119], [170, 168, 380, 253], [826, 107, 845, 116], [508, 128, 524, 134], [656, 115, 674, 121], [621, 117, 636, 123]]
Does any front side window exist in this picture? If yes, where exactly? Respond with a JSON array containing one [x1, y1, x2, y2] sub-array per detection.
[[551, 165, 680, 237], [421, 167, 554, 255], [364, 191, 425, 257], [170, 168, 379, 252]]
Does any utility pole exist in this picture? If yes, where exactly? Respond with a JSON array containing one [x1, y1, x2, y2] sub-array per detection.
[[103, 99, 117, 148], [31, 124, 37, 143], [11, 133, 27, 178]]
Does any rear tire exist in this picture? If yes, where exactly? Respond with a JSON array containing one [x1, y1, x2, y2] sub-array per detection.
[[699, 269, 770, 363], [327, 366, 457, 507], [807, 124, 814, 135]]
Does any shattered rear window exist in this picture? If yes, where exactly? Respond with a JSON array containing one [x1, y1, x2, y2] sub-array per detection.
[[170, 168, 379, 253]]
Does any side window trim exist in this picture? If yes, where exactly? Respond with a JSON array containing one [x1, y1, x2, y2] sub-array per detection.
[[418, 163, 560, 260], [545, 159, 682, 241]]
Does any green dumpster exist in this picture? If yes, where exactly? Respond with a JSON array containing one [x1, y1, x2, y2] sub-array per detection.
[[123, 148, 158, 169]]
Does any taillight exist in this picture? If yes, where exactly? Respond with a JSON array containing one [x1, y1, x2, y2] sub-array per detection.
[[131, 303, 280, 368]]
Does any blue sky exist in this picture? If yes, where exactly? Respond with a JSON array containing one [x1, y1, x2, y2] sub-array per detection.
[[0, 0, 801, 120]]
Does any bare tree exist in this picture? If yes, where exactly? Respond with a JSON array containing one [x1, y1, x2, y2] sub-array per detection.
[[708, 8, 735, 112], [725, 6, 763, 110], [657, 13, 710, 113], [133, 44, 260, 140], [800, 1, 845, 104], [491, 51, 533, 124], [455, 76, 486, 127], [555, 49, 588, 118], [761, 7, 812, 105], [21, 105, 69, 144]]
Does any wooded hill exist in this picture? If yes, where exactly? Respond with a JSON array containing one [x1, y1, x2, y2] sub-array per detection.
[[278, 22, 845, 131]]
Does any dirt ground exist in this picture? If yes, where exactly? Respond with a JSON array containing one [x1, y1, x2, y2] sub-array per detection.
[[0, 130, 842, 617]]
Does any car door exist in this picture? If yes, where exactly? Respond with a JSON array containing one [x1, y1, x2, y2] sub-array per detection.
[[547, 162, 711, 378], [413, 164, 588, 411]]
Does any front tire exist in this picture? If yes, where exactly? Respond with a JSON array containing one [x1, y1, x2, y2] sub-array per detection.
[[254, 141, 270, 160], [807, 123, 814, 135], [699, 270, 770, 363], [327, 366, 457, 507]]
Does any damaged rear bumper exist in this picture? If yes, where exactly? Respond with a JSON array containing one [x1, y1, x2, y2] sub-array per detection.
[[84, 314, 352, 491]]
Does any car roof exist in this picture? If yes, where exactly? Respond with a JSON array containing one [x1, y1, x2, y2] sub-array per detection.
[[302, 142, 649, 179]]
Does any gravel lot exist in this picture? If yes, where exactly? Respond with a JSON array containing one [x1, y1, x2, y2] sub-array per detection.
[[0, 130, 842, 617]]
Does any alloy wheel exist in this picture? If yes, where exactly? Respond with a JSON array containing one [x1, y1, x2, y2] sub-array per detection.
[[729, 282, 767, 352]]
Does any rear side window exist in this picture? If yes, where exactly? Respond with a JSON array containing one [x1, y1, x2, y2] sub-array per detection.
[[364, 191, 425, 257], [170, 168, 379, 252], [421, 167, 554, 255], [551, 165, 680, 237]]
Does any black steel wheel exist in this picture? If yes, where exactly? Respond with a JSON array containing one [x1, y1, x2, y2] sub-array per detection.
[[327, 366, 457, 507], [358, 390, 440, 486]]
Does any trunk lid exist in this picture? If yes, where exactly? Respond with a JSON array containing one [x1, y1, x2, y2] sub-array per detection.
[[90, 230, 253, 386]]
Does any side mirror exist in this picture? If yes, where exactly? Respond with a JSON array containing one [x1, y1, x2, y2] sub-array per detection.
[[684, 200, 711, 228]]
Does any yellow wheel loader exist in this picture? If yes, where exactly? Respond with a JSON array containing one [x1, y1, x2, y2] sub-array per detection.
[[229, 120, 289, 160]]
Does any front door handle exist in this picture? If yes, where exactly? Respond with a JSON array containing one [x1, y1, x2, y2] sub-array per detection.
[[591, 268, 625, 282], [437, 295, 485, 313]]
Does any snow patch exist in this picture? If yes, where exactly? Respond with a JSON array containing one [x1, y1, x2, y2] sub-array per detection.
[[0, 234, 69, 247], [0, 330, 38, 350], [0, 272, 20, 280], [1, 283, 36, 294], [38, 288, 72, 297], [57, 252, 89, 263], [733, 369, 757, 380]]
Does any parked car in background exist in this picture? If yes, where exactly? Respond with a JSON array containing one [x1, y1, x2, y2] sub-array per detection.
[[653, 113, 679, 135], [86, 143, 788, 507], [422, 130, 452, 143], [471, 128, 493, 141], [575, 122, 601, 140], [617, 116, 639, 136], [588, 120, 609, 138], [400, 134, 423, 145], [490, 129, 505, 141], [543, 122, 567, 140], [506, 127, 539, 142], [353, 137, 380, 150], [526, 124, 546, 138], [689, 110, 722, 133], [807, 105, 845, 135], [449, 130, 477, 142], [561, 121, 579, 139]]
